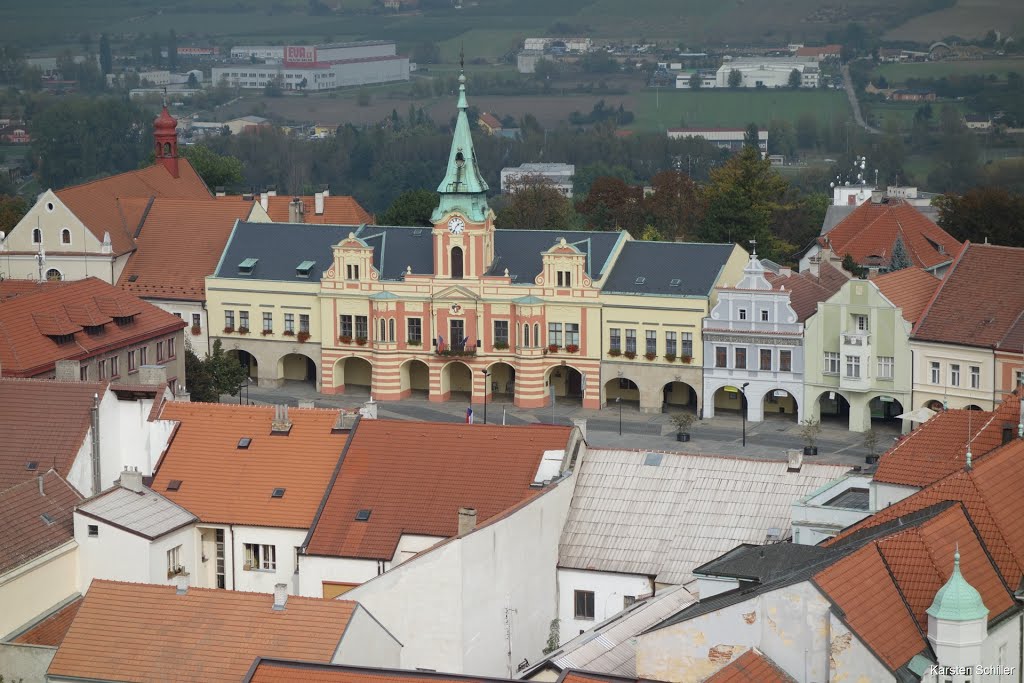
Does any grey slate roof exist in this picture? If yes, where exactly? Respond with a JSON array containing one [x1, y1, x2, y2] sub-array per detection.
[[692, 542, 830, 582], [601, 242, 736, 296], [487, 229, 624, 283], [558, 449, 851, 585], [78, 485, 197, 539]]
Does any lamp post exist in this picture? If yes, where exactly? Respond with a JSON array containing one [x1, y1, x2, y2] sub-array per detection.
[[481, 370, 489, 423], [616, 397, 622, 436], [741, 382, 750, 447]]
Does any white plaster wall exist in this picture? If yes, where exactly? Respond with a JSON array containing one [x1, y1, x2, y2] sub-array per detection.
[[332, 604, 403, 668], [392, 534, 445, 566], [0, 643, 56, 682], [694, 576, 740, 600], [556, 568, 653, 641], [827, 612, 894, 682], [152, 300, 210, 357], [75, 513, 195, 588], [298, 555, 383, 598], [146, 527, 200, 586], [978, 615, 1021, 682], [232, 526, 307, 594], [0, 545, 78, 639], [871, 481, 919, 510], [65, 434, 95, 497]]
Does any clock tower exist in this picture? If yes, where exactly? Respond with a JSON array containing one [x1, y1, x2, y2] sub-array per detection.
[[431, 68, 494, 279]]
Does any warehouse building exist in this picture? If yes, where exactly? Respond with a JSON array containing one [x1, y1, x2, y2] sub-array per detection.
[[716, 57, 819, 88], [216, 41, 409, 91]]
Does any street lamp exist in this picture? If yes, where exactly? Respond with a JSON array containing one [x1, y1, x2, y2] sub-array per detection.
[[740, 383, 750, 447], [616, 397, 622, 436], [481, 369, 491, 425]]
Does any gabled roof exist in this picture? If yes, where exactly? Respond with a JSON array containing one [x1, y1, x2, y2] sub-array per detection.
[[704, 648, 796, 682], [913, 242, 1024, 348], [47, 580, 356, 683], [54, 159, 210, 256], [0, 278, 186, 377], [11, 596, 83, 646], [264, 194, 372, 225], [601, 242, 736, 296], [558, 449, 851, 585], [117, 198, 257, 301], [873, 391, 1021, 488], [820, 199, 961, 271], [305, 420, 572, 559], [0, 470, 82, 575], [77, 483, 197, 539], [766, 261, 849, 321], [872, 267, 942, 325], [0, 378, 107, 490], [489, 230, 623, 283], [152, 403, 348, 529]]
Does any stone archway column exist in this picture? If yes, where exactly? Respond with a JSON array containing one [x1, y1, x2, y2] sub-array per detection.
[[746, 389, 765, 423], [848, 394, 873, 433]]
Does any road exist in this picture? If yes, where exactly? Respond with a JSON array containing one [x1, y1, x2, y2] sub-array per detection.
[[842, 63, 881, 135]]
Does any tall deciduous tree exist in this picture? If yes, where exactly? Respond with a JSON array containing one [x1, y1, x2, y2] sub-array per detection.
[[644, 170, 703, 241], [99, 34, 112, 75], [185, 339, 249, 403], [743, 122, 761, 152], [576, 176, 644, 234], [377, 189, 437, 226], [495, 177, 575, 230], [688, 72, 701, 89], [728, 69, 742, 88], [788, 68, 801, 88], [934, 187, 1024, 248], [181, 144, 243, 190], [0, 195, 28, 236]]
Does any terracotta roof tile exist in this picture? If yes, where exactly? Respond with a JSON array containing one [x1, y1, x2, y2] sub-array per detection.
[[247, 660, 500, 683], [821, 200, 961, 270], [55, 159, 210, 256], [265, 195, 373, 225], [766, 261, 849, 321], [0, 471, 82, 574], [12, 597, 83, 646], [152, 403, 347, 528], [0, 278, 186, 377], [704, 648, 796, 682], [0, 378, 107, 490], [47, 580, 355, 683], [872, 267, 942, 325], [873, 391, 1021, 487], [913, 243, 1024, 348], [117, 199, 256, 301], [305, 420, 572, 559]]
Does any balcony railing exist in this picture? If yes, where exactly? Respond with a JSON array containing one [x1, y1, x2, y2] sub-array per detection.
[[842, 332, 870, 346]]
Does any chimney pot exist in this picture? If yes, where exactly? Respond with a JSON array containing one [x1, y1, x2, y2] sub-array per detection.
[[120, 466, 144, 493], [786, 449, 803, 472], [288, 197, 304, 224], [260, 192, 269, 212], [314, 191, 325, 216], [457, 507, 478, 537], [139, 364, 168, 387], [175, 573, 189, 594], [273, 583, 288, 610], [271, 404, 293, 433]]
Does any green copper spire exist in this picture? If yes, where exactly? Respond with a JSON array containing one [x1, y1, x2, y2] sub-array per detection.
[[432, 66, 490, 223], [927, 549, 989, 622]]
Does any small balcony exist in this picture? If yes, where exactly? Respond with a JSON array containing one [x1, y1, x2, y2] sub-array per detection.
[[841, 331, 870, 347]]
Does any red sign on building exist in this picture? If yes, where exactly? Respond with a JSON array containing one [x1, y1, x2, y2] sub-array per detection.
[[285, 46, 316, 63]]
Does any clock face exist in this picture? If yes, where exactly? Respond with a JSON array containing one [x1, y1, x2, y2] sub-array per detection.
[[447, 216, 465, 234]]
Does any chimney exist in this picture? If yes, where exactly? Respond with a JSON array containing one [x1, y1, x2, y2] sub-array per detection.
[[298, 399, 315, 409], [321, 185, 329, 197], [175, 573, 189, 595], [55, 359, 81, 381], [288, 197, 304, 223], [273, 583, 288, 610], [314, 191, 325, 216], [267, 187, 277, 197], [332, 410, 357, 432], [359, 398, 378, 420], [786, 449, 804, 472], [139, 364, 167, 387], [38, 475, 45, 496], [214, 186, 226, 197], [260, 192, 269, 212], [457, 507, 477, 537], [119, 466, 143, 493], [271, 404, 292, 434], [807, 255, 820, 278], [870, 189, 884, 203]]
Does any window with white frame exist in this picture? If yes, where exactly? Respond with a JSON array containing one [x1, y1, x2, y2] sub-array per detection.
[[845, 355, 861, 379], [824, 352, 840, 374], [284, 313, 295, 333], [681, 332, 693, 358], [166, 545, 183, 577], [339, 315, 353, 338], [574, 590, 595, 619], [243, 543, 276, 571], [760, 310, 769, 322], [950, 363, 960, 387], [225, 310, 235, 330], [854, 314, 868, 331], [609, 328, 620, 352], [665, 331, 677, 356], [930, 361, 941, 384], [625, 329, 636, 354], [548, 323, 563, 347], [877, 356, 894, 379], [299, 314, 310, 334], [645, 330, 657, 355], [738, 308, 747, 321], [734, 347, 747, 369], [971, 365, 981, 389], [407, 318, 422, 343], [494, 320, 509, 347]]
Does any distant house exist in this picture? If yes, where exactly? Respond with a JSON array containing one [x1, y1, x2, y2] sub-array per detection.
[[889, 88, 936, 102], [667, 127, 768, 155], [477, 112, 504, 135], [225, 115, 273, 135], [500, 162, 575, 196], [0, 123, 30, 144], [965, 113, 992, 130], [794, 44, 842, 61]]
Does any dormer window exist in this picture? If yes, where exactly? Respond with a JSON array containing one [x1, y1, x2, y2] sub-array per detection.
[[84, 324, 105, 335], [50, 333, 75, 345], [238, 258, 258, 275], [346, 264, 359, 280], [295, 260, 315, 278], [113, 315, 135, 325]]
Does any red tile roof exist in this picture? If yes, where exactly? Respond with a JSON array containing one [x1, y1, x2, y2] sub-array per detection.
[[478, 112, 503, 131], [0, 278, 186, 377], [913, 243, 1024, 348], [795, 45, 842, 57], [704, 648, 795, 682], [47, 580, 356, 683], [12, 597, 82, 646], [0, 378, 108, 490], [264, 194, 373, 225], [766, 260, 849, 321], [152, 403, 348, 528], [305, 420, 572, 559], [55, 159, 211, 256], [873, 391, 1021, 487], [821, 200, 961, 271], [245, 661, 636, 683], [116, 198, 256, 301], [872, 267, 942, 325], [0, 470, 82, 574]]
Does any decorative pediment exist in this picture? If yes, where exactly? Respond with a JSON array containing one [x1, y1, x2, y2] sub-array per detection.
[[433, 284, 480, 301]]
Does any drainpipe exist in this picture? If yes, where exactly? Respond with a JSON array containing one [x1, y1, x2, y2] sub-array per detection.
[[230, 524, 236, 590], [90, 393, 101, 495]]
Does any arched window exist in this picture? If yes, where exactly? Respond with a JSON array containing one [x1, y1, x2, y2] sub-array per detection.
[[32, 228, 41, 244], [388, 318, 396, 342], [534, 323, 540, 348], [163, 142, 172, 156], [523, 323, 530, 348], [45, 268, 62, 281], [379, 318, 386, 341], [451, 246, 464, 279], [61, 228, 71, 245]]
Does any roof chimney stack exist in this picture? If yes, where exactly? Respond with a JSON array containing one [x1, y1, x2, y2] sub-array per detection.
[[215, 186, 226, 197], [807, 255, 820, 278], [271, 404, 293, 434], [38, 475, 45, 496], [55, 359, 81, 382], [787, 449, 804, 473], [457, 507, 477, 537], [139, 364, 168, 387], [260, 191, 269, 212], [273, 583, 288, 610], [288, 197, 304, 224], [175, 572, 189, 595], [314, 191, 325, 216], [119, 466, 144, 493]]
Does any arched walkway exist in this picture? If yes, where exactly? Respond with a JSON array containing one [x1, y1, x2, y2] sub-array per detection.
[[228, 350, 259, 381], [965, 404, 984, 411], [279, 353, 318, 386], [546, 365, 583, 406], [711, 385, 744, 415], [925, 399, 945, 411], [761, 389, 799, 421], [662, 381, 698, 413], [605, 377, 640, 408], [441, 361, 474, 402], [333, 356, 372, 396], [869, 395, 903, 422], [399, 358, 430, 399], [816, 390, 851, 426], [485, 362, 515, 402]]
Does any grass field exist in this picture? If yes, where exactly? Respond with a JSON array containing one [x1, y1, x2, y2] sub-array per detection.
[[884, 0, 1024, 42], [632, 89, 851, 130], [876, 58, 1024, 84], [865, 100, 967, 129]]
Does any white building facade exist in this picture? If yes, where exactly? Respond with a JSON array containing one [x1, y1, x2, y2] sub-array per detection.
[[500, 163, 575, 197], [715, 58, 819, 88]]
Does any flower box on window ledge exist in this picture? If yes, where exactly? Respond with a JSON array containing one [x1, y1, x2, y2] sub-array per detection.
[[339, 334, 352, 344], [548, 344, 561, 353], [608, 348, 621, 357], [283, 329, 295, 336], [437, 348, 477, 357], [681, 354, 692, 364], [407, 339, 422, 346], [167, 566, 186, 579], [261, 329, 274, 336], [297, 331, 311, 343], [191, 324, 202, 336], [644, 352, 657, 361], [223, 326, 235, 334], [664, 353, 677, 363], [565, 344, 579, 353], [237, 327, 250, 335], [624, 351, 637, 360], [355, 336, 368, 346], [493, 342, 509, 350]]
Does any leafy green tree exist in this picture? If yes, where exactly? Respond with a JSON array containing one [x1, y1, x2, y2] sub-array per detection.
[[575, 176, 644, 233], [533, 58, 559, 83], [495, 178, 575, 230], [789, 68, 801, 88], [688, 72, 701, 89], [935, 187, 1024, 247], [796, 113, 818, 149], [187, 72, 199, 89], [182, 145, 243, 190], [841, 253, 867, 278], [0, 195, 28, 236], [728, 69, 742, 88], [768, 120, 796, 159], [186, 340, 249, 403], [644, 169, 703, 241], [572, 162, 635, 197], [639, 225, 662, 241], [743, 123, 761, 152], [377, 189, 436, 226], [99, 34, 112, 75]]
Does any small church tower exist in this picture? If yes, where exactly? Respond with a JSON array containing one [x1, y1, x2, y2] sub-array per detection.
[[927, 549, 988, 680], [153, 100, 180, 178]]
